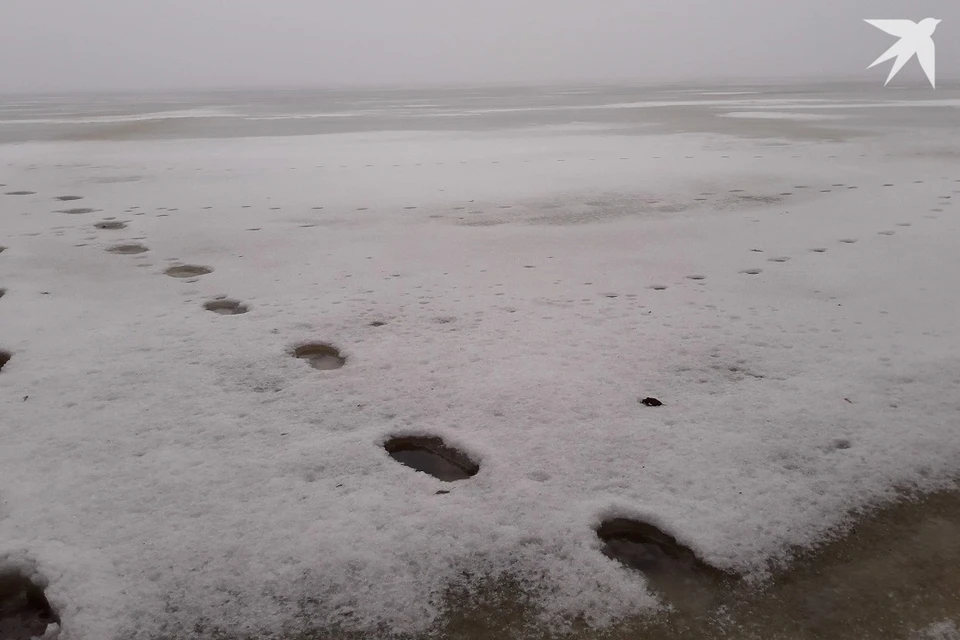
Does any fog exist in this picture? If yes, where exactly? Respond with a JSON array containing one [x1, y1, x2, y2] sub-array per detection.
[[1, 0, 957, 92]]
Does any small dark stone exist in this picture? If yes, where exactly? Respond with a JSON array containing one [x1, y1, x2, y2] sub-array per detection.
[[640, 397, 663, 407]]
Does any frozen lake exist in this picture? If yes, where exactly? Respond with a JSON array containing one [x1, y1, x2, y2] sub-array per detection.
[[1, 82, 959, 640]]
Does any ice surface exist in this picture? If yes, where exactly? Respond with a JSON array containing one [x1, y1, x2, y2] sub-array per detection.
[[718, 111, 849, 121], [1, 88, 959, 639]]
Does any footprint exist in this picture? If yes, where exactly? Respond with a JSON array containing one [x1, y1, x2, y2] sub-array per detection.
[[687, 275, 707, 281], [165, 265, 212, 278], [740, 268, 763, 275], [767, 256, 790, 263], [94, 221, 126, 230], [0, 567, 59, 635], [293, 343, 346, 370], [596, 518, 729, 615], [204, 298, 249, 315], [878, 230, 895, 235], [5, 191, 36, 196], [384, 435, 479, 481], [810, 248, 827, 253], [54, 195, 84, 201], [107, 243, 148, 254], [839, 239, 858, 244]]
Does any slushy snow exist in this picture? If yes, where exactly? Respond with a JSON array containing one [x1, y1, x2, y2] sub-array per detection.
[[1, 107, 959, 639]]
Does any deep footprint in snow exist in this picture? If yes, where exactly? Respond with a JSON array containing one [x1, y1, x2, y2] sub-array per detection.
[[54, 195, 83, 201], [839, 239, 858, 244], [4, 191, 36, 196], [597, 518, 731, 614], [204, 298, 248, 315], [687, 275, 707, 281], [0, 246, 6, 253], [293, 343, 346, 370], [741, 268, 763, 275], [57, 208, 97, 214], [0, 350, 10, 371], [0, 288, 6, 299], [0, 569, 59, 639], [810, 248, 827, 253], [95, 221, 127, 230], [384, 435, 480, 482], [106, 243, 148, 255], [164, 265, 213, 278], [767, 257, 790, 263]]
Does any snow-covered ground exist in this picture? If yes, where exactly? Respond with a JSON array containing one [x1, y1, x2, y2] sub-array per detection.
[[1, 94, 959, 639]]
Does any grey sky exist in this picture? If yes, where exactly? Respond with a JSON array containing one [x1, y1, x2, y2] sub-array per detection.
[[1, 0, 957, 92]]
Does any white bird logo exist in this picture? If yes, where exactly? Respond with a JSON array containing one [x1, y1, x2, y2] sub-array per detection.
[[865, 18, 941, 88]]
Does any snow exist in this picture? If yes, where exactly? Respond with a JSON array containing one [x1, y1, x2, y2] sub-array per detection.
[[1, 110, 960, 639]]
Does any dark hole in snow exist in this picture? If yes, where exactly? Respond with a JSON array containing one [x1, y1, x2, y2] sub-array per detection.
[[94, 221, 126, 230], [165, 265, 212, 278], [204, 299, 248, 315], [54, 195, 83, 201], [384, 436, 479, 482], [57, 208, 96, 214], [369, 321, 386, 327], [0, 569, 59, 640], [640, 397, 663, 407], [0, 289, 6, 299], [0, 350, 10, 371], [4, 191, 35, 196], [293, 343, 346, 370], [0, 246, 6, 253], [106, 243, 148, 255], [597, 518, 730, 614]]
